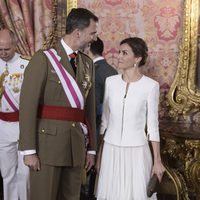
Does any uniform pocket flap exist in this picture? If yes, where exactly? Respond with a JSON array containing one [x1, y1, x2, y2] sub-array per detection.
[[38, 121, 57, 136], [48, 73, 60, 83]]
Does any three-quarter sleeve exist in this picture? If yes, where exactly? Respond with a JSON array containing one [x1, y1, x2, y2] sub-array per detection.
[[147, 82, 160, 142], [99, 78, 110, 135]]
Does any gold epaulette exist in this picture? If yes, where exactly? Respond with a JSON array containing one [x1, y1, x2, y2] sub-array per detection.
[[79, 50, 92, 61]]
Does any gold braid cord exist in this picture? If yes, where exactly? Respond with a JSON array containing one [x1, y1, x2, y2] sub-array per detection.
[[42, 0, 58, 49]]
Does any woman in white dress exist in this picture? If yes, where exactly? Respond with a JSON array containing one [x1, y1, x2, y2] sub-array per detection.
[[96, 37, 165, 200]]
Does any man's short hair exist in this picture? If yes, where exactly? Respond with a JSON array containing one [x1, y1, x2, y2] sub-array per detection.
[[90, 37, 104, 56], [66, 8, 98, 34]]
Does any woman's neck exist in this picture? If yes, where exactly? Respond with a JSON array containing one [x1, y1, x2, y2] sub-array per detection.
[[122, 68, 143, 83]]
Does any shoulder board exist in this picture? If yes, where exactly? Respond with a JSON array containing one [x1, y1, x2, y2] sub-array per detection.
[[20, 55, 31, 60], [78, 50, 92, 60]]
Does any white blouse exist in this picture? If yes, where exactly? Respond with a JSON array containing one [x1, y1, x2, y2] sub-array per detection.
[[100, 74, 160, 147]]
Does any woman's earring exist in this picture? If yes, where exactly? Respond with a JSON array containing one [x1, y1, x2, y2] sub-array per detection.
[[134, 63, 137, 67]]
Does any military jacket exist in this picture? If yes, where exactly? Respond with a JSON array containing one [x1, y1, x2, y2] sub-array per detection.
[[0, 53, 28, 143], [19, 41, 96, 167]]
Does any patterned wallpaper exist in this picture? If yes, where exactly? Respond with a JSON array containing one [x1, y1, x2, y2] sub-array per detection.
[[78, 0, 184, 120]]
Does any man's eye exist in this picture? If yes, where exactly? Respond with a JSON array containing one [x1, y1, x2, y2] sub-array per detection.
[[123, 52, 127, 55], [0, 49, 10, 51]]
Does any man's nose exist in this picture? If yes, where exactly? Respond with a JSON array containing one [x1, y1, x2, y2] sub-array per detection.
[[1, 50, 7, 56]]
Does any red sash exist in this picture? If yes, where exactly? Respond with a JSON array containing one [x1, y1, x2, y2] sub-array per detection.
[[38, 105, 85, 122], [0, 111, 19, 122]]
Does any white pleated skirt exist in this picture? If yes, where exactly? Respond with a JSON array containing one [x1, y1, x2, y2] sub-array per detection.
[[96, 142, 157, 200]]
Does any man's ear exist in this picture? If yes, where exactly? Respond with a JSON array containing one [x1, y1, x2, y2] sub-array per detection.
[[73, 29, 80, 38]]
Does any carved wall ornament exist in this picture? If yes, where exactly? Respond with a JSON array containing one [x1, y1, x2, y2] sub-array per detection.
[[160, 122, 200, 199]]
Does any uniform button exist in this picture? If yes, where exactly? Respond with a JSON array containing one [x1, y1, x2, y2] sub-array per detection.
[[72, 123, 75, 127], [41, 129, 45, 133], [58, 81, 61, 84]]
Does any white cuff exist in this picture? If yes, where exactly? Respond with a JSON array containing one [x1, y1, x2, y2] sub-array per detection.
[[19, 150, 36, 155], [87, 150, 96, 155]]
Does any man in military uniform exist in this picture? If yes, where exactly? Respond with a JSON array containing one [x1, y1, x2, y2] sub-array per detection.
[[0, 29, 30, 200], [19, 8, 98, 200]]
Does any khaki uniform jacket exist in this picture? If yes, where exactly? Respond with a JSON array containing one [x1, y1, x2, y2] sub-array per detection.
[[19, 41, 96, 167]]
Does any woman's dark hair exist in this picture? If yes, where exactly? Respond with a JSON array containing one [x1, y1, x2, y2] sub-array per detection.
[[66, 8, 98, 34], [120, 37, 148, 67]]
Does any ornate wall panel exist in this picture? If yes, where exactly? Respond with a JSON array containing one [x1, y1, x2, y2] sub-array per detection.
[[78, 0, 184, 120], [77, 1, 200, 197]]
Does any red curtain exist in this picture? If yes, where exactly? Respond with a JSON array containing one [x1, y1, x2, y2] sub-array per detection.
[[0, 0, 65, 57]]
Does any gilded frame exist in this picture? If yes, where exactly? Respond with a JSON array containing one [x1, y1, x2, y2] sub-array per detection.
[[67, 0, 77, 15], [166, 0, 200, 117]]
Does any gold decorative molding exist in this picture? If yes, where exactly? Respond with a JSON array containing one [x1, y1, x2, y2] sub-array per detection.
[[160, 122, 200, 199], [166, 0, 200, 117], [161, 137, 189, 199], [185, 140, 200, 199], [67, 0, 77, 16]]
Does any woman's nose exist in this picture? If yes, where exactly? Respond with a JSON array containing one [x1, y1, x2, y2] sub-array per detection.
[[118, 53, 123, 59], [91, 34, 97, 42]]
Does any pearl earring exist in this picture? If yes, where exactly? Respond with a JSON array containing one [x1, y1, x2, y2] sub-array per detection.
[[134, 63, 137, 67]]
